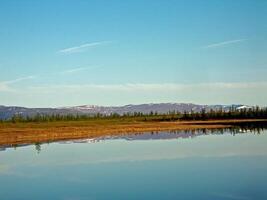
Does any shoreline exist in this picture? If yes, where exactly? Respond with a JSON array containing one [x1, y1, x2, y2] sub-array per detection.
[[0, 119, 266, 147]]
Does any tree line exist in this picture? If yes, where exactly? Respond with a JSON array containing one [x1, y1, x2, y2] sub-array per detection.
[[1, 106, 267, 123]]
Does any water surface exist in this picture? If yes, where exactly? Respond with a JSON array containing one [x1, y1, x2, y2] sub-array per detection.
[[1, 128, 267, 200]]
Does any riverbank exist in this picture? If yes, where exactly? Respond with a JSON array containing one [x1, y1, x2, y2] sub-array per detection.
[[0, 119, 266, 146]]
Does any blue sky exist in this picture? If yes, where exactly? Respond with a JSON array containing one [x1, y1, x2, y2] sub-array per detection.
[[0, 0, 267, 107]]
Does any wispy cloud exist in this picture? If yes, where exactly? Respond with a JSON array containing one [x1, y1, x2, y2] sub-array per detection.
[[0, 76, 35, 91], [58, 41, 112, 54], [27, 82, 267, 93], [3, 76, 35, 84], [3, 81, 267, 93], [0, 66, 100, 92], [3, 82, 267, 106], [61, 66, 100, 74], [203, 39, 247, 49]]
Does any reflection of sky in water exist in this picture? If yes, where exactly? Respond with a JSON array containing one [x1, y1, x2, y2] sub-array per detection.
[[1, 130, 267, 200]]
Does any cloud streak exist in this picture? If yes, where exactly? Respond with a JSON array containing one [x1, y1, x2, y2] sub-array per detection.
[[2, 82, 267, 107], [0, 76, 35, 91], [203, 39, 246, 49], [27, 82, 267, 93], [3, 76, 35, 84], [3, 81, 267, 93], [58, 41, 112, 54], [61, 66, 100, 74]]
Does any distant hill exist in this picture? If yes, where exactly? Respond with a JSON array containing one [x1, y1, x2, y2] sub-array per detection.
[[0, 103, 252, 120]]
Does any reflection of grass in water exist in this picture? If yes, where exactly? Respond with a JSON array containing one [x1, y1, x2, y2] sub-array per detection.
[[11, 124, 267, 154], [1, 121, 266, 153], [0, 119, 266, 149]]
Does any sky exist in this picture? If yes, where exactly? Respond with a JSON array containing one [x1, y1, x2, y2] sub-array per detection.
[[0, 0, 267, 107]]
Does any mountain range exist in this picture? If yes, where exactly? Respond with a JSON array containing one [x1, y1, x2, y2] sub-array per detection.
[[0, 103, 252, 120]]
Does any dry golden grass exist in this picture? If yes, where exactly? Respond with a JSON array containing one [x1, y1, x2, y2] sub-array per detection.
[[0, 119, 266, 146]]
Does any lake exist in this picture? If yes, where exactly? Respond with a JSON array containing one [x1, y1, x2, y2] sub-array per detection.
[[1, 128, 267, 200]]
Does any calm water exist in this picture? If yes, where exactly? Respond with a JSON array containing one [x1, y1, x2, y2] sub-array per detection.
[[1, 128, 267, 200]]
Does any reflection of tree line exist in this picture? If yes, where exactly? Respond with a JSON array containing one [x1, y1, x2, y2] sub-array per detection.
[[3, 106, 267, 123], [1, 123, 267, 154], [168, 125, 266, 136], [40, 125, 267, 153], [35, 143, 41, 154], [0, 142, 46, 154], [131, 124, 266, 139]]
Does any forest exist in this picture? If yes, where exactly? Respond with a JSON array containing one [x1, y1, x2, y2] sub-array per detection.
[[3, 106, 267, 123]]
